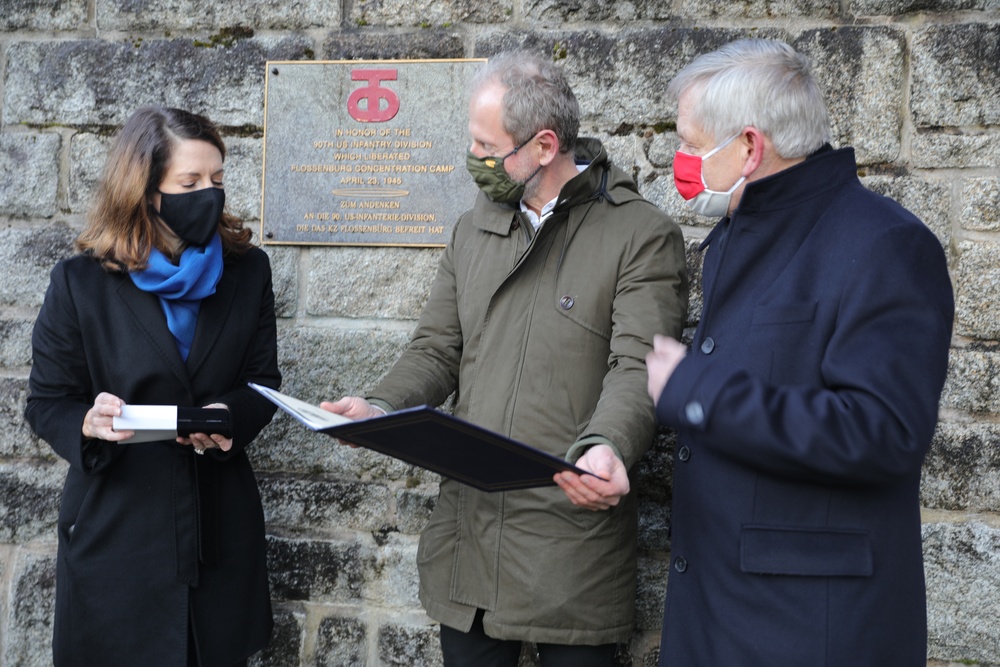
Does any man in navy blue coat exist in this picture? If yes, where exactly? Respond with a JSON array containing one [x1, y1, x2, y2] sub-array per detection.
[[646, 39, 954, 666]]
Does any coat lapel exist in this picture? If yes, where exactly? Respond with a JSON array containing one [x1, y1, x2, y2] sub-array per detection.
[[115, 278, 193, 391], [185, 260, 239, 377]]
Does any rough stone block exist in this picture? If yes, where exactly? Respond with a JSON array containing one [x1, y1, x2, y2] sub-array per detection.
[[267, 534, 375, 602], [922, 422, 1000, 513], [591, 130, 643, 175], [0, 0, 87, 30], [349, 0, 511, 27], [911, 131, 1000, 170], [923, 521, 1000, 664], [637, 498, 670, 553], [0, 225, 78, 309], [258, 474, 393, 533], [635, 429, 675, 505], [634, 556, 669, 631], [97, 0, 340, 30], [276, 324, 410, 400], [682, 238, 705, 327], [4, 37, 313, 128], [315, 614, 367, 667], [0, 378, 51, 460], [364, 534, 421, 608], [68, 132, 112, 215], [959, 177, 1000, 232], [0, 317, 34, 369], [324, 30, 466, 60], [524, 0, 674, 21], [953, 241, 1000, 339], [264, 246, 300, 319], [249, 604, 305, 667], [0, 463, 64, 543], [676, 0, 838, 19], [645, 130, 674, 171], [307, 246, 440, 319], [395, 486, 438, 534], [912, 24, 1000, 127], [795, 27, 906, 165], [0, 133, 61, 218], [224, 137, 265, 222], [940, 343, 1000, 414], [377, 621, 443, 667], [2, 550, 57, 667]]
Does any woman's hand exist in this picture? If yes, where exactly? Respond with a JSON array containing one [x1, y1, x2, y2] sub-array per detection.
[[82, 392, 133, 441], [176, 403, 232, 454]]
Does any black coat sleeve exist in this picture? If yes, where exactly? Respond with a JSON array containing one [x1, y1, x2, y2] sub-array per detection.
[[25, 260, 118, 473]]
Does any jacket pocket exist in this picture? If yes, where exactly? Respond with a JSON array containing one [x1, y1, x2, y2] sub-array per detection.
[[740, 525, 873, 577]]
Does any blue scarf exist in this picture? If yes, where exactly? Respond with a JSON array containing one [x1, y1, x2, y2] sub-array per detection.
[[129, 234, 224, 361]]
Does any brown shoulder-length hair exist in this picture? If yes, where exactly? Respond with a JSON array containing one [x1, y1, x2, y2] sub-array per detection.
[[76, 106, 254, 271]]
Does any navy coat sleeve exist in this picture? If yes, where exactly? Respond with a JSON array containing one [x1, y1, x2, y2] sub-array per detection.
[[657, 220, 954, 485]]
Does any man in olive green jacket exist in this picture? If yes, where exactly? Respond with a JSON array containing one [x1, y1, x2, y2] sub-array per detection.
[[323, 51, 687, 666]]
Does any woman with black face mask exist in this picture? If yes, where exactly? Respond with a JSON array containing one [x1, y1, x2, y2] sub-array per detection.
[[24, 106, 281, 667]]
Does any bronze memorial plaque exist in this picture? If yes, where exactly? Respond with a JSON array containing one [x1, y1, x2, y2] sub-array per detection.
[[261, 59, 485, 246]]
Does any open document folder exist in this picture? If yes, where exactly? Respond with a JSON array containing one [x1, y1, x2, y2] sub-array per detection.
[[248, 383, 603, 492]]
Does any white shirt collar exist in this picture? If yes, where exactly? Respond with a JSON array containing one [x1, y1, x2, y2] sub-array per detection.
[[519, 164, 588, 229]]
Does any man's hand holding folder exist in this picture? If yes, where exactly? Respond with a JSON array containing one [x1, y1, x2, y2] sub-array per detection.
[[320, 396, 384, 421], [553, 444, 631, 511], [319, 396, 384, 448]]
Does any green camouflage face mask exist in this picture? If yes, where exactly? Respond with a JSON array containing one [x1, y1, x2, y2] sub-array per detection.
[[466, 134, 544, 204], [465, 144, 527, 204]]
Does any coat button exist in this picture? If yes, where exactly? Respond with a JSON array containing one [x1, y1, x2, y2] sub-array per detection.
[[700, 337, 715, 354], [674, 557, 688, 573], [677, 445, 690, 462], [559, 295, 574, 310], [685, 401, 704, 425]]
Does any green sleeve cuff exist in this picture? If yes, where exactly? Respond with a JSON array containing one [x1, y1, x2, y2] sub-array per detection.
[[564, 435, 624, 464], [366, 397, 395, 414]]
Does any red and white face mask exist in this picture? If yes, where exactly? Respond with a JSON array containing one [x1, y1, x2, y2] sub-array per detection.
[[673, 133, 745, 218]]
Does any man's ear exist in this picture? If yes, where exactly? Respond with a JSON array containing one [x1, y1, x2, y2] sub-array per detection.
[[534, 129, 561, 166], [740, 127, 766, 176]]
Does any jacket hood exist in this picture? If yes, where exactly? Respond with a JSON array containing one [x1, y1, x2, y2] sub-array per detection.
[[553, 137, 646, 211]]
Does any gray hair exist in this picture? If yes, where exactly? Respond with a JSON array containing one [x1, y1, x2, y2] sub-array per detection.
[[667, 39, 832, 159], [472, 50, 580, 154]]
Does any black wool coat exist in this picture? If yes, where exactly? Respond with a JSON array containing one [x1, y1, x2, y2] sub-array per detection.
[[25, 247, 280, 667]]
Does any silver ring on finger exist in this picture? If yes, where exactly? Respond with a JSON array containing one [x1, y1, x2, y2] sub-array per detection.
[[194, 447, 205, 455]]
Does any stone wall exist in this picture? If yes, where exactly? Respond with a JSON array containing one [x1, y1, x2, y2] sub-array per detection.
[[1, 1, 999, 665]]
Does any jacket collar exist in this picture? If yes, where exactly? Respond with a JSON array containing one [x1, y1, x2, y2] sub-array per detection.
[[736, 145, 856, 215], [700, 146, 857, 251]]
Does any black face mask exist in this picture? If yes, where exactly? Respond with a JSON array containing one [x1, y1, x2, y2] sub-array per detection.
[[156, 187, 225, 247]]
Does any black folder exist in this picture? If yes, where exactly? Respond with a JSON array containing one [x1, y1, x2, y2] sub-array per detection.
[[249, 383, 600, 492]]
